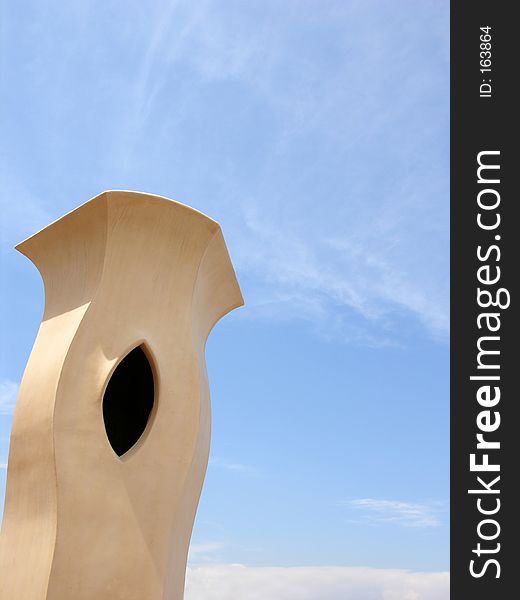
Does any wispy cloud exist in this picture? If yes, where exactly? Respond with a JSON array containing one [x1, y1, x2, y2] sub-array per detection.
[[344, 499, 444, 528], [0, 0, 449, 347], [185, 564, 449, 600], [235, 203, 448, 345], [0, 380, 19, 416], [208, 457, 257, 475], [110, 0, 448, 344], [176, 2, 448, 342], [188, 541, 226, 564]]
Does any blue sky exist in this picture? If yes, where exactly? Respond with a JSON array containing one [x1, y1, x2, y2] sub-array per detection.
[[0, 1, 449, 597]]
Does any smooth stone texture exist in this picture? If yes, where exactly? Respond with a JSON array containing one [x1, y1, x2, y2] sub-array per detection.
[[0, 191, 243, 600]]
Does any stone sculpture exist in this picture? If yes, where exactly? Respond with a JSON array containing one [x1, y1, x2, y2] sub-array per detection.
[[0, 191, 243, 599]]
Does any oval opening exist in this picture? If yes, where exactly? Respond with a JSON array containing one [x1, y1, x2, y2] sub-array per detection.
[[103, 345, 155, 457]]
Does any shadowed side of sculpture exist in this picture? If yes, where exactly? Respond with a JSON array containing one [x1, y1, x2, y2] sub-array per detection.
[[0, 191, 243, 600]]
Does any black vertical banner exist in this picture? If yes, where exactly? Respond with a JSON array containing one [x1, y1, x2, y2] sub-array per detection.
[[452, 2, 517, 599]]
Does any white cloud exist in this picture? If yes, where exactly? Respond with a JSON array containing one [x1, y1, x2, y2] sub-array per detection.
[[185, 564, 449, 600], [0, 379, 19, 416], [345, 499, 444, 528]]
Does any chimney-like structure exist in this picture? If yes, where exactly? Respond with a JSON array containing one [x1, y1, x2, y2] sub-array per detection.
[[0, 191, 243, 600]]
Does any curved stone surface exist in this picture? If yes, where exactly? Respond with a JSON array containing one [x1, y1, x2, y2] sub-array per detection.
[[0, 191, 243, 600]]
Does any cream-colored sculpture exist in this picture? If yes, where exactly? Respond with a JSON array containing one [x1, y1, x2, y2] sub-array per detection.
[[0, 191, 243, 600]]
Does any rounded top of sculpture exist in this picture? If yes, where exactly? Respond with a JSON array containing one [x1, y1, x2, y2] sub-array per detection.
[[15, 190, 221, 254], [13, 190, 243, 324]]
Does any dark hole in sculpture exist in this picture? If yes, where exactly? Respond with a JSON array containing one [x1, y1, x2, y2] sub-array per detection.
[[103, 345, 155, 457]]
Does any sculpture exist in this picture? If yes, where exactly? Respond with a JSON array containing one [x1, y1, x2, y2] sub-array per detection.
[[0, 191, 243, 599]]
